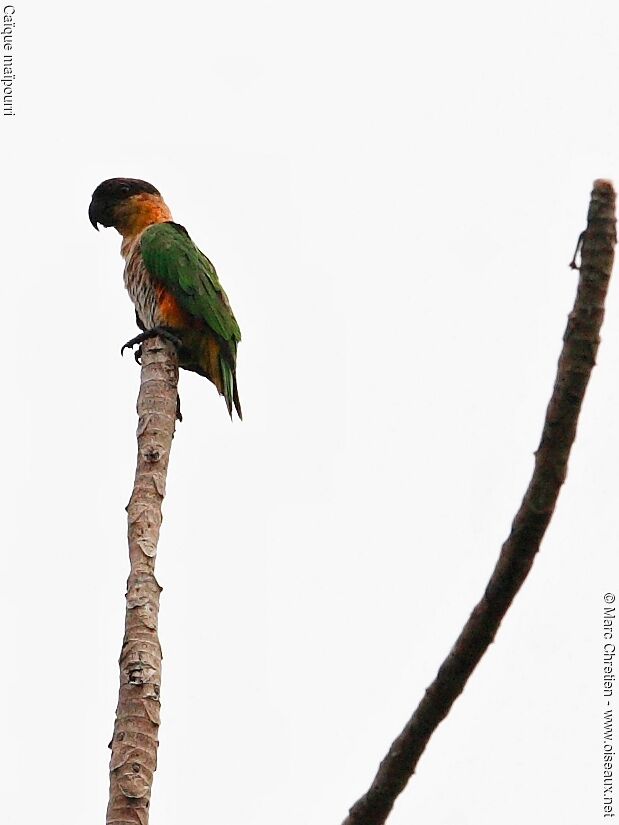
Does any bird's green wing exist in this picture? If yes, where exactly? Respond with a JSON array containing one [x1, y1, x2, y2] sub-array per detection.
[[140, 221, 241, 343]]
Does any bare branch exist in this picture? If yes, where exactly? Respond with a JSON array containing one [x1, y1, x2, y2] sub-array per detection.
[[342, 179, 617, 825], [107, 337, 179, 825]]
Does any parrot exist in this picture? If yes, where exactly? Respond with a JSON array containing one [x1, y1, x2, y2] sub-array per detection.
[[88, 177, 242, 419]]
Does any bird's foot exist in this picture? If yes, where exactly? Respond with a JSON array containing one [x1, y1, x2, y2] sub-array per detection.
[[121, 326, 183, 359], [176, 393, 183, 422]]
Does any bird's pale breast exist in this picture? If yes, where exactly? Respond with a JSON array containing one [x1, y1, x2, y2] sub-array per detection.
[[122, 236, 164, 329]]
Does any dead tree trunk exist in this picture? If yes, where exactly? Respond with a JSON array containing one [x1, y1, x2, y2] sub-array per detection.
[[106, 337, 179, 825], [342, 179, 617, 825]]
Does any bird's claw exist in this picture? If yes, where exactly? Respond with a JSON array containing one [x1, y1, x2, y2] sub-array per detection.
[[121, 327, 183, 358], [120, 339, 137, 358]]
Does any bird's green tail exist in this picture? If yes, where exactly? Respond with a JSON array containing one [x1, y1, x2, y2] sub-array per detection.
[[220, 354, 242, 420]]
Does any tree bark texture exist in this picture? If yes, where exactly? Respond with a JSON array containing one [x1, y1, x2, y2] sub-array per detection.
[[107, 337, 179, 825], [342, 179, 617, 825]]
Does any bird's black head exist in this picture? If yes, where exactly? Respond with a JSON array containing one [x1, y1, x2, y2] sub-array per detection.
[[88, 178, 161, 230]]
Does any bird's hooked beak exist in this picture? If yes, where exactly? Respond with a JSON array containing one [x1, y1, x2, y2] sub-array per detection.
[[88, 196, 116, 231], [88, 198, 102, 230]]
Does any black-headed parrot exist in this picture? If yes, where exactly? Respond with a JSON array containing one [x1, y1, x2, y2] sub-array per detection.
[[89, 178, 242, 419]]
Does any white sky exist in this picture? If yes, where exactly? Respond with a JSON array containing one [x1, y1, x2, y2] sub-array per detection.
[[2, 2, 619, 823]]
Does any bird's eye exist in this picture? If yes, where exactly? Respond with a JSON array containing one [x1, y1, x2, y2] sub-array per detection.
[[120, 184, 131, 194]]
